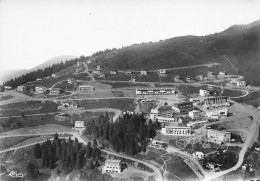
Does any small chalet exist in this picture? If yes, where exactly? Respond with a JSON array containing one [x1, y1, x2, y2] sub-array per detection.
[[4, 86, 12, 92], [140, 70, 148, 75], [110, 70, 118, 75], [103, 159, 121, 173], [172, 102, 193, 113]]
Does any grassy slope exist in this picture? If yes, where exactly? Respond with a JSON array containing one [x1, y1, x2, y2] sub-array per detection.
[[92, 20, 260, 86]]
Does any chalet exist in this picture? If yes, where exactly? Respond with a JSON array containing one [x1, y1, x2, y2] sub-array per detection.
[[140, 70, 148, 75], [103, 159, 121, 173], [186, 76, 192, 81], [159, 69, 166, 74], [77, 62, 84, 66], [187, 120, 208, 128], [172, 102, 193, 113], [17, 85, 27, 92], [99, 73, 106, 78], [87, 60, 92, 64], [67, 78, 76, 84], [78, 85, 94, 91], [36, 78, 42, 81], [196, 75, 204, 80], [35, 86, 47, 94], [52, 73, 58, 77], [192, 152, 205, 160], [110, 70, 118, 75], [174, 75, 181, 81], [199, 89, 209, 97], [219, 72, 226, 76], [49, 88, 62, 95], [4, 86, 12, 92], [151, 140, 167, 149], [126, 70, 132, 75], [93, 70, 101, 75], [97, 65, 102, 70], [76, 68, 83, 73], [236, 81, 246, 87], [75, 121, 85, 129]]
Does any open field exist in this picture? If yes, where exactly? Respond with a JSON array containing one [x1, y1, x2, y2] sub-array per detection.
[[0, 101, 59, 117], [0, 95, 13, 101], [0, 124, 72, 136], [165, 153, 199, 181], [0, 136, 39, 150], [235, 91, 260, 108], [222, 89, 245, 97], [102, 81, 149, 88], [77, 98, 136, 111]]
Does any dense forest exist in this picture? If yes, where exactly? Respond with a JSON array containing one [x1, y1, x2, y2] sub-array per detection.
[[0, 56, 88, 91], [29, 133, 102, 180], [85, 113, 161, 155]]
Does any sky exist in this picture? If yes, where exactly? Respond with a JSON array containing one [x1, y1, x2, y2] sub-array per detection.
[[0, 0, 260, 71]]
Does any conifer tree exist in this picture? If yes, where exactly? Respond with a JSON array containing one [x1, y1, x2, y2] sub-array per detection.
[[34, 143, 42, 159]]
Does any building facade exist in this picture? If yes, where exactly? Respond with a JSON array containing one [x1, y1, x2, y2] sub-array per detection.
[[136, 87, 176, 96], [161, 126, 192, 136], [205, 107, 228, 119], [172, 102, 193, 113], [35, 86, 46, 94], [17, 85, 27, 92], [187, 120, 208, 127], [203, 96, 230, 109], [207, 129, 231, 145], [140, 70, 148, 75], [78, 85, 94, 91], [199, 89, 209, 97], [103, 160, 121, 173]]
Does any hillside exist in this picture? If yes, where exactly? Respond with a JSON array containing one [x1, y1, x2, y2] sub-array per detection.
[[92, 20, 260, 85], [31, 55, 78, 71]]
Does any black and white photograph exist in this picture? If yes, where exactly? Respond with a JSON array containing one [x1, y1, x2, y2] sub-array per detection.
[[0, 0, 260, 180]]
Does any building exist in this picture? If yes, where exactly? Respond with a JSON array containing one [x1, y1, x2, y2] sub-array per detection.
[[35, 86, 47, 94], [192, 152, 205, 160], [49, 88, 62, 95], [174, 75, 181, 81], [196, 75, 204, 80], [76, 68, 83, 73], [188, 110, 202, 120], [110, 70, 118, 75], [93, 70, 101, 75], [136, 87, 176, 96], [36, 78, 42, 81], [205, 107, 228, 118], [230, 79, 238, 84], [150, 140, 167, 149], [78, 85, 94, 91], [207, 71, 215, 79], [4, 86, 12, 92], [172, 102, 193, 113], [159, 69, 166, 74], [207, 129, 231, 145], [150, 109, 159, 120], [97, 65, 102, 70], [162, 126, 192, 136], [236, 81, 246, 87], [17, 85, 27, 92], [140, 70, 148, 75], [219, 72, 226, 76], [126, 70, 132, 75], [187, 120, 208, 128], [199, 89, 209, 97], [77, 62, 84, 66], [74, 121, 86, 135], [186, 76, 192, 81], [203, 96, 230, 109], [52, 73, 58, 77], [103, 159, 121, 173], [99, 73, 106, 77], [156, 111, 182, 125], [67, 78, 76, 84]]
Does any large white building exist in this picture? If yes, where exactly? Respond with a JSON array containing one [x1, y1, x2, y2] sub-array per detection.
[[207, 129, 231, 145], [136, 87, 176, 96], [103, 159, 121, 173], [205, 107, 228, 119], [188, 110, 202, 120], [199, 89, 209, 97], [187, 120, 208, 128], [203, 96, 230, 109], [161, 126, 192, 136], [78, 85, 94, 91]]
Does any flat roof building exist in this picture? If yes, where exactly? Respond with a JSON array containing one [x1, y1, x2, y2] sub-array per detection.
[[35, 86, 47, 94], [4, 86, 12, 92], [17, 85, 27, 92], [172, 102, 193, 113], [203, 96, 230, 110], [207, 129, 231, 145], [161, 126, 192, 136], [103, 159, 121, 173], [136, 87, 176, 96], [78, 85, 94, 91]]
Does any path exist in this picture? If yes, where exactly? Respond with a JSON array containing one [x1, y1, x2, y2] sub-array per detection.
[[83, 62, 95, 81]]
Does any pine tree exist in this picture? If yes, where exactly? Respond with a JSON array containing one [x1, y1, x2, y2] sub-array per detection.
[[41, 147, 48, 167], [61, 139, 66, 162], [85, 142, 92, 159], [70, 147, 76, 169], [34, 143, 42, 159]]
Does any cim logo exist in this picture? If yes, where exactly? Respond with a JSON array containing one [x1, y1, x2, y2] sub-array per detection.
[[9, 171, 26, 178]]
